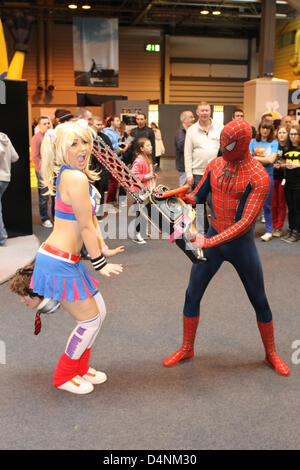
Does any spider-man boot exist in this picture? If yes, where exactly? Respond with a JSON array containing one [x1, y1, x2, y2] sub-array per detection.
[[257, 321, 290, 376], [163, 315, 199, 367]]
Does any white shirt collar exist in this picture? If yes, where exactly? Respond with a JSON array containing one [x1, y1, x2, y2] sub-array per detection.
[[197, 118, 213, 132]]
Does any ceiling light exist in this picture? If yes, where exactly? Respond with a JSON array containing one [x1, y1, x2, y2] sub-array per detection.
[[82, 3, 91, 8], [68, 3, 78, 8], [200, 9, 209, 15], [212, 10, 221, 15]]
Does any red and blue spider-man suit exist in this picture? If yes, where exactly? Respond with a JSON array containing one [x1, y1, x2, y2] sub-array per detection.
[[164, 119, 289, 376]]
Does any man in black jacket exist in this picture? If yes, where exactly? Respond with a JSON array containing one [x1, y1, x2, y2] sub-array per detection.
[[174, 110, 195, 186], [128, 113, 156, 164]]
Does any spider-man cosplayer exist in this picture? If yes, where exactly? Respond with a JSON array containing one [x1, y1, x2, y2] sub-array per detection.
[[164, 119, 289, 376]]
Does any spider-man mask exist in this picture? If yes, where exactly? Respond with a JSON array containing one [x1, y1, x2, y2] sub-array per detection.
[[220, 120, 252, 162]]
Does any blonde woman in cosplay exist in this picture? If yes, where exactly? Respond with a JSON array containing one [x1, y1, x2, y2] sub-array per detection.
[[30, 120, 124, 395]]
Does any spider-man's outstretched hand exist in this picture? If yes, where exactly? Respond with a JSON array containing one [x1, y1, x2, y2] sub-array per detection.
[[188, 231, 206, 249], [180, 192, 196, 206]]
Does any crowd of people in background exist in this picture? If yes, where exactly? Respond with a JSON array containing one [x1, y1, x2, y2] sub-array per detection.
[[27, 104, 300, 249], [175, 103, 300, 245], [248, 111, 300, 243], [29, 108, 163, 246]]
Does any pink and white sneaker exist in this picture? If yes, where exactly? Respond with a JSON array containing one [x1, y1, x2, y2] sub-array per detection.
[[82, 367, 107, 385], [57, 375, 94, 394]]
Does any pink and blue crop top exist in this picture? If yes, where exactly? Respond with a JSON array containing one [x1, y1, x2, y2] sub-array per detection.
[[54, 165, 101, 220]]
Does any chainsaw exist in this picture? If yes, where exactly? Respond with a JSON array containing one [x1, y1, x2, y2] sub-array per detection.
[[92, 135, 206, 264]]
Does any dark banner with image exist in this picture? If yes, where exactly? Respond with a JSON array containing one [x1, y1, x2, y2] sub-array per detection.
[[73, 17, 118, 87]]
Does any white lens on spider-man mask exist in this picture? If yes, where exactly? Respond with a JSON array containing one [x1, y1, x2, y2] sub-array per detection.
[[221, 120, 252, 162]]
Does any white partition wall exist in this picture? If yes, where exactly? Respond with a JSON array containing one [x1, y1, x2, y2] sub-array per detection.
[[244, 77, 289, 127]]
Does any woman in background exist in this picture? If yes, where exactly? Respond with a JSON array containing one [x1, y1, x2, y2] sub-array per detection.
[[272, 125, 289, 237], [249, 120, 278, 241], [151, 122, 165, 170], [131, 137, 157, 244], [281, 124, 300, 243]]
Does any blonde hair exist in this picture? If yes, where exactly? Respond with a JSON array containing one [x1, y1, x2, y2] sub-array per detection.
[[40, 121, 98, 195]]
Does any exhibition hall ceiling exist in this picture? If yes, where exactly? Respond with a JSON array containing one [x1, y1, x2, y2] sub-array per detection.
[[0, 0, 299, 38]]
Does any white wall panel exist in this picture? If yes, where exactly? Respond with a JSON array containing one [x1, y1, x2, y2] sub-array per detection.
[[170, 36, 248, 60], [171, 62, 210, 77], [210, 64, 248, 78], [166, 35, 249, 105]]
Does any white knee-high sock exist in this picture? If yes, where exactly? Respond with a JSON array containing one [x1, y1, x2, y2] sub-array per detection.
[[65, 315, 101, 359], [86, 291, 106, 350], [93, 291, 106, 323], [64, 291, 107, 359]]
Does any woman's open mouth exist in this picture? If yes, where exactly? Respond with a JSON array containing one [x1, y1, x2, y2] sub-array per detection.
[[78, 154, 86, 164]]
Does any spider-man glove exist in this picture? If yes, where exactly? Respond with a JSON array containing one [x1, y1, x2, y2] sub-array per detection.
[[188, 232, 206, 249], [180, 193, 196, 206]]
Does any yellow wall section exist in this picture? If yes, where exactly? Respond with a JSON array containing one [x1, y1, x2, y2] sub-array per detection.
[[274, 18, 300, 88]]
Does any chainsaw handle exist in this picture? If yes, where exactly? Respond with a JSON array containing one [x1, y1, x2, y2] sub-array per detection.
[[155, 184, 190, 199]]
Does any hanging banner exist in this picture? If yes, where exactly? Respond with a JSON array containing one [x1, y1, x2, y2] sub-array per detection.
[[73, 17, 118, 87]]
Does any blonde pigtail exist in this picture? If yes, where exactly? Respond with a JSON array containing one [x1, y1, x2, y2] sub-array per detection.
[[40, 132, 59, 195]]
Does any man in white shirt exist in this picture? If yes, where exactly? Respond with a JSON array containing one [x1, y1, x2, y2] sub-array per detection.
[[174, 110, 195, 186], [184, 102, 223, 232]]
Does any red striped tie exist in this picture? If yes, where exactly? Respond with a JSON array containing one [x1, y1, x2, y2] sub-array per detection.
[[34, 311, 42, 335]]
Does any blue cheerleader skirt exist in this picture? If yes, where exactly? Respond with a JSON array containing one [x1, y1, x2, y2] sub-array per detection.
[[30, 248, 99, 302]]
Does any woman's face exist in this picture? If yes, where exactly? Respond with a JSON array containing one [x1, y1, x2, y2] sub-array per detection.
[[67, 134, 90, 170], [289, 129, 300, 147], [141, 140, 152, 155], [260, 126, 271, 140], [277, 127, 288, 143]]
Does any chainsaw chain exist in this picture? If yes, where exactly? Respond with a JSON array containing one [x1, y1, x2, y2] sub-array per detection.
[[92, 136, 148, 203]]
